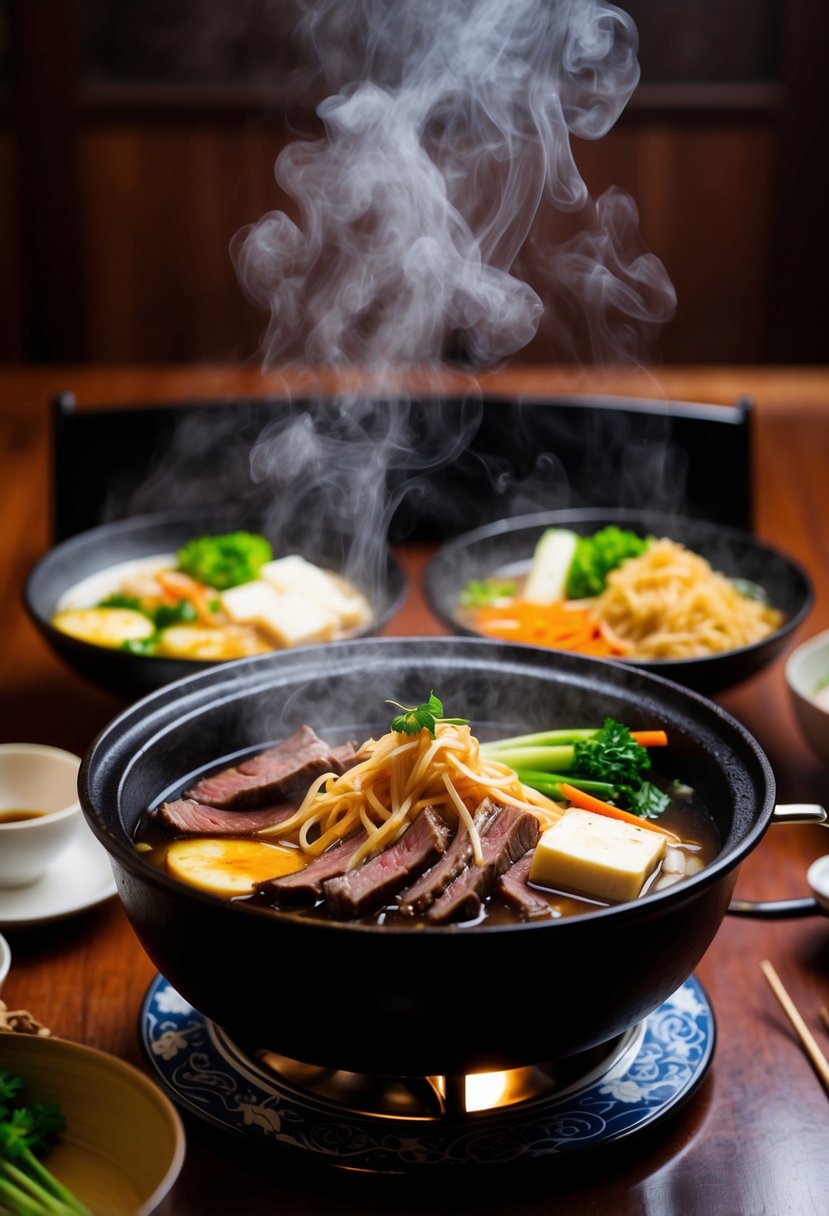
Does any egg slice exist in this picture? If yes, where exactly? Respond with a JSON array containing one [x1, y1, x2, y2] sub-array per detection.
[[52, 607, 154, 648], [164, 838, 305, 898]]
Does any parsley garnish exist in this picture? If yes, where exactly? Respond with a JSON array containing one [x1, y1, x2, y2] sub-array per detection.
[[387, 692, 468, 738]]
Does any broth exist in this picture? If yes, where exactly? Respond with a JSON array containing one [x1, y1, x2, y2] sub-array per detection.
[[135, 724, 721, 927]]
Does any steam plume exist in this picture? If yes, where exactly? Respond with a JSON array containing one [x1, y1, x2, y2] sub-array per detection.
[[233, 0, 675, 370]]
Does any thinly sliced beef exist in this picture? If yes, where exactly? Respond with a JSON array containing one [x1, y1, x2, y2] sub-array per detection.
[[496, 850, 555, 920], [256, 831, 368, 907], [153, 798, 298, 836], [397, 800, 501, 916], [426, 803, 539, 924], [184, 725, 360, 809], [323, 808, 451, 919]]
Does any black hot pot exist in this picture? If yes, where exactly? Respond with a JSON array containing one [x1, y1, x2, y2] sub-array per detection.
[[80, 637, 777, 1077]]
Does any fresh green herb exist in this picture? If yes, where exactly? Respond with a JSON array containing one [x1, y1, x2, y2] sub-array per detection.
[[97, 592, 143, 613], [565, 526, 652, 599], [481, 717, 670, 818], [460, 578, 518, 607], [177, 531, 272, 591], [0, 1070, 91, 1215], [120, 636, 158, 656], [150, 599, 197, 630], [388, 692, 468, 738]]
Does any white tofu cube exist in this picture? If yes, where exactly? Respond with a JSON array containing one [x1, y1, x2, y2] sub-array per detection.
[[529, 808, 666, 904], [260, 555, 369, 630], [221, 580, 337, 647]]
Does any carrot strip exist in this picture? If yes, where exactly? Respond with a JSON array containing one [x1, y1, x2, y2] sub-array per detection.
[[558, 782, 672, 836], [630, 730, 668, 747]]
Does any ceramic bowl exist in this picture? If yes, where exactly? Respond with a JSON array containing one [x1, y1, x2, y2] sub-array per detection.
[[0, 744, 83, 887], [424, 508, 813, 694], [0, 931, 10, 992], [0, 1032, 185, 1215], [785, 627, 829, 765]]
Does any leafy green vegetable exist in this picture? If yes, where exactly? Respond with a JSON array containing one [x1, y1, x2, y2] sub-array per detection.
[[120, 636, 158, 656], [176, 531, 272, 590], [387, 692, 468, 738], [460, 578, 518, 607], [565, 526, 652, 599], [0, 1071, 90, 1215], [151, 599, 198, 630], [98, 593, 143, 613], [481, 718, 670, 818]]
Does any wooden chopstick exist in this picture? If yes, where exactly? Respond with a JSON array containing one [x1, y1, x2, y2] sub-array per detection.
[[820, 1007, 829, 1035], [760, 960, 829, 1098]]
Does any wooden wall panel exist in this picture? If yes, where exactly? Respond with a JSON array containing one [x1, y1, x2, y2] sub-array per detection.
[[80, 124, 298, 364], [0, 131, 25, 361], [575, 119, 777, 363], [77, 116, 778, 367]]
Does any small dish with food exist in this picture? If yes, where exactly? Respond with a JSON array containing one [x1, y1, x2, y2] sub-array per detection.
[[785, 626, 829, 766], [24, 510, 408, 699], [424, 508, 813, 693]]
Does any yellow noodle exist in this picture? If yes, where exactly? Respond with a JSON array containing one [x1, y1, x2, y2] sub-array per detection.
[[594, 538, 783, 659], [255, 721, 562, 866]]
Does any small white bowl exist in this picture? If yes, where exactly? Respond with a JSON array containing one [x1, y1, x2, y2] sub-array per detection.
[[785, 627, 829, 766], [0, 931, 10, 992], [0, 744, 83, 888]]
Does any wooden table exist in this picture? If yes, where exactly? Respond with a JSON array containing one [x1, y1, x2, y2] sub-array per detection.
[[1, 365, 828, 1214]]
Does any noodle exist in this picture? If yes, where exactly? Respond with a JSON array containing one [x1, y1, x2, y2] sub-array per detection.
[[594, 538, 783, 659], [256, 722, 562, 866]]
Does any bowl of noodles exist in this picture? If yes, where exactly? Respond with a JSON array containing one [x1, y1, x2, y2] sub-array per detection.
[[423, 509, 813, 694]]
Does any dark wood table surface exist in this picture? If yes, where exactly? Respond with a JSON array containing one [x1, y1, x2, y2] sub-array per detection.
[[1, 364, 828, 1214]]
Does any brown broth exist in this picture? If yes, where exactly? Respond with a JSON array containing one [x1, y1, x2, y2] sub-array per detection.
[[136, 772, 720, 926], [0, 808, 48, 824]]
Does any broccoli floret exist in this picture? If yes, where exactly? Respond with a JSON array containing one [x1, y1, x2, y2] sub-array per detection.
[[565, 526, 652, 599], [176, 532, 272, 590]]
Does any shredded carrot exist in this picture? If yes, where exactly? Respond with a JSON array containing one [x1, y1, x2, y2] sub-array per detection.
[[473, 600, 627, 656], [630, 730, 669, 748], [157, 570, 219, 625], [558, 782, 673, 836]]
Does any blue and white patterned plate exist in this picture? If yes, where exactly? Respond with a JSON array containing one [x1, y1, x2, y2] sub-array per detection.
[[139, 974, 714, 1171]]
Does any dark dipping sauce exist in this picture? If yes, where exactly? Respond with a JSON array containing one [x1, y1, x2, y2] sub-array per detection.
[[135, 732, 722, 927]]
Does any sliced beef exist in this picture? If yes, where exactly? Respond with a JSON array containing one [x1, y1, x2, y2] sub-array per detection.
[[256, 831, 368, 907], [184, 725, 360, 810], [397, 800, 501, 916], [496, 849, 555, 920], [153, 798, 299, 836], [425, 803, 539, 924], [323, 808, 451, 919]]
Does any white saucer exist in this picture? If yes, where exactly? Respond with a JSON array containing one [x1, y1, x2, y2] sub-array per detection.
[[0, 818, 117, 927]]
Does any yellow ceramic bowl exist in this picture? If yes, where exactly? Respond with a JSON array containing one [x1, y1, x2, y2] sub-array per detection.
[[0, 1032, 185, 1215]]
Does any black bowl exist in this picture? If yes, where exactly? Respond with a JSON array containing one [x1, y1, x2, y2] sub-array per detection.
[[24, 510, 408, 701], [423, 508, 813, 694], [79, 636, 774, 1076]]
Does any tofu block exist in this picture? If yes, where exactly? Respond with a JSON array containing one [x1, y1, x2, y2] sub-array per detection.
[[221, 580, 337, 647], [260, 556, 369, 629], [529, 808, 666, 904]]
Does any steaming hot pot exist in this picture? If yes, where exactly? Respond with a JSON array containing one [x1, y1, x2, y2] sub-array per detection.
[[81, 637, 782, 1077]]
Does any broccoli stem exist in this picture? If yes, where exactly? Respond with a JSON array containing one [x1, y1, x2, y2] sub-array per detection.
[[481, 728, 600, 753]]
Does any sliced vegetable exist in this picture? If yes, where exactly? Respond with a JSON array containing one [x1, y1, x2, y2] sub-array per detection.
[[483, 717, 671, 819], [459, 578, 518, 607], [523, 528, 579, 604], [558, 783, 674, 837], [52, 607, 155, 649], [164, 837, 305, 897], [471, 600, 622, 654]]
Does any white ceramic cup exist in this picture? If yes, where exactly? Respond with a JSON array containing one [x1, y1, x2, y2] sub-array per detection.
[[0, 744, 83, 888]]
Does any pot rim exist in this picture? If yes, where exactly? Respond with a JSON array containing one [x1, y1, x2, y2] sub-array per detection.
[[79, 635, 777, 934]]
